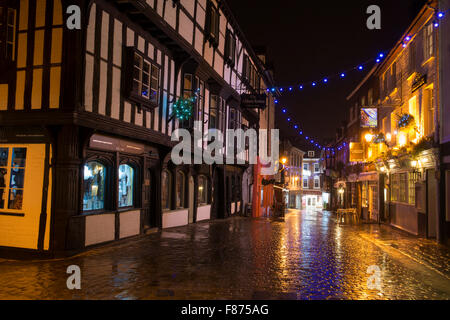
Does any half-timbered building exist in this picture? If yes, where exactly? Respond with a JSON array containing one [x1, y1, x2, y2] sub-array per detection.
[[0, 0, 277, 257]]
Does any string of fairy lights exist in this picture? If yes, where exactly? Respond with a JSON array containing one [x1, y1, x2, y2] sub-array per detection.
[[270, 8, 448, 154]]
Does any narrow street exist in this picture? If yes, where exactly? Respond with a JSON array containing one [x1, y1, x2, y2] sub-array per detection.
[[1, 210, 449, 300]]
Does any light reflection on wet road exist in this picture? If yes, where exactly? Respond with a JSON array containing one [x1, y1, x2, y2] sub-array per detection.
[[1, 210, 449, 300]]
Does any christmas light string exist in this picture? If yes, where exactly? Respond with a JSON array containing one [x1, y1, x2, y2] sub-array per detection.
[[273, 9, 447, 154]]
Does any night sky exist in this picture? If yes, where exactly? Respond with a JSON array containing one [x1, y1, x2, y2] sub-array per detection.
[[227, 0, 427, 145]]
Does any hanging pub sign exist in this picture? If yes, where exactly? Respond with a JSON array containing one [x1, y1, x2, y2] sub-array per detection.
[[411, 73, 427, 93], [349, 142, 364, 163], [241, 94, 267, 109]]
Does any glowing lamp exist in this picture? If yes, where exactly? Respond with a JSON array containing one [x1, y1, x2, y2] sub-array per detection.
[[398, 132, 407, 147], [386, 133, 392, 142], [411, 160, 418, 168], [281, 157, 287, 165], [365, 133, 373, 143]]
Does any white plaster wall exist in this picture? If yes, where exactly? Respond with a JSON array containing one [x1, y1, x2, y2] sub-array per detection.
[[163, 209, 189, 228], [197, 205, 211, 221], [85, 214, 115, 246], [119, 210, 141, 239]]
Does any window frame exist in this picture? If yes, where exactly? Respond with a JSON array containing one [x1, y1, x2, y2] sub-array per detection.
[[0, 147, 27, 212], [197, 175, 208, 206], [176, 170, 185, 209], [205, 1, 220, 47], [0, 4, 17, 63], [124, 47, 160, 110], [118, 163, 135, 209], [224, 29, 236, 67], [82, 160, 107, 213], [161, 170, 172, 211]]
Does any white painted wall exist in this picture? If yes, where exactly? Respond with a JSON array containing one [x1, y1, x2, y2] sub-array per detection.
[[162, 209, 189, 228], [119, 210, 141, 239], [197, 205, 211, 221], [85, 213, 115, 246]]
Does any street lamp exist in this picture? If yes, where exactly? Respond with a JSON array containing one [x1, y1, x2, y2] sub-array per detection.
[[365, 133, 373, 143], [281, 157, 287, 165]]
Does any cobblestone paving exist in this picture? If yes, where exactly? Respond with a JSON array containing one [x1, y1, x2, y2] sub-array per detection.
[[1, 210, 450, 300]]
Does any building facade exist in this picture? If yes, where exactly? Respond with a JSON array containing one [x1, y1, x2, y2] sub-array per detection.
[[325, 1, 450, 242], [0, 0, 277, 257]]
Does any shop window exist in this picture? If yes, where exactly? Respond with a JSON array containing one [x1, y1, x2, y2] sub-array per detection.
[[362, 182, 368, 207], [176, 171, 185, 209], [391, 174, 399, 202], [124, 49, 160, 109], [118, 164, 134, 208], [161, 170, 171, 210], [83, 161, 106, 211], [0, 7, 16, 61], [408, 172, 416, 205], [197, 175, 207, 205], [0, 147, 26, 210], [399, 173, 407, 203]]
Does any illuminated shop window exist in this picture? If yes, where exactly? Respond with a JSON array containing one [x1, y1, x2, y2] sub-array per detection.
[[197, 175, 207, 205], [83, 161, 105, 211], [118, 164, 134, 208], [0, 148, 26, 210]]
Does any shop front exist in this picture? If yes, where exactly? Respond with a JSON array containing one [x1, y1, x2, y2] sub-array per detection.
[[0, 127, 53, 254]]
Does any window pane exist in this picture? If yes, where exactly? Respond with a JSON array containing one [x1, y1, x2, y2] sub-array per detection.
[[118, 164, 134, 208], [0, 188, 5, 209], [134, 54, 141, 67], [176, 172, 184, 208], [161, 171, 170, 210], [11, 148, 27, 167], [8, 189, 23, 210], [0, 168, 6, 188], [83, 162, 105, 211], [0, 148, 8, 166], [10, 168, 24, 189], [198, 176, 207, 204]]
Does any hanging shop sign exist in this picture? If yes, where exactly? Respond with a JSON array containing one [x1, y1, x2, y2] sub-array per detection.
[[411, 73, 427, 93], [349, 142, 364, 162], [241, 94, 267, 109], [360, 108, 378, 128]]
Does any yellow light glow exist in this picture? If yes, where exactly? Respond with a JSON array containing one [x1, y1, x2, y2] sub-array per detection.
[[386, 133, 392, 142], [411, 160, 417, 168], [281, 157, 287, 165], [380, 166, 386, 172], [365, 133, 373, 143], [398, 132, 407, 147]]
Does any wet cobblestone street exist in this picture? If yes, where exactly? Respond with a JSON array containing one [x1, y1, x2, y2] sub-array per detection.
[[1, 210, 450, 300]]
